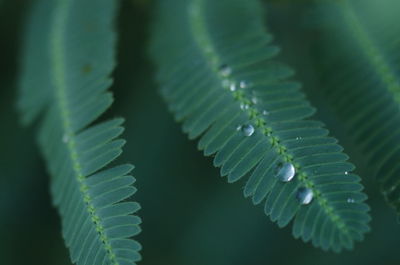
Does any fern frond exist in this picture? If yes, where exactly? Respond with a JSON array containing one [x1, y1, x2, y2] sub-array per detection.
[[150, 0, 370, 252], [313, 0, 400, 214], [18, 0, 141, 264]]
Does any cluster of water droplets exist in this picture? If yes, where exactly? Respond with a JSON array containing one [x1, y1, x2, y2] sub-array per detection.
[[218, 64, 267, 112], [274, 162, 314, 205], [219, 64, 316, 206], [219, 65, 236, 91], [240, 103, 250, 110], [219, 64, 269, 138]]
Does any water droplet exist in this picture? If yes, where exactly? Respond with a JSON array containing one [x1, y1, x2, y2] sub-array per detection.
[[62, 134, 69, 143], [229, 83, 237, 91], [296, 187, 313, 205], [295, 137, 302, 140], [251, 97, 258, 104], [219, 64, 232, 77], [347, 198, 355, 203], [239, 80, 248, 89], [344, 171, 349, 175], [276, 163, 296, 182], [262, 110, 269, 115], [240, 124, 255, 137]]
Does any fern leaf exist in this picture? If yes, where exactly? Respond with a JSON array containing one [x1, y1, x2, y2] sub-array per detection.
[[150, 0, 370, 252], [18, 0, 141, 264], [313, 0, 400, 214]]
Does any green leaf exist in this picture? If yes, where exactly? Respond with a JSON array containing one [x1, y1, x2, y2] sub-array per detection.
[[150, 0, 370, 252], [18, 0, 141, 264], [312, 0, 400, 214]]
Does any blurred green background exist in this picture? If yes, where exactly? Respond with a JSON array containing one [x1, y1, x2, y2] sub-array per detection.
[[1, 1, 399, 265]]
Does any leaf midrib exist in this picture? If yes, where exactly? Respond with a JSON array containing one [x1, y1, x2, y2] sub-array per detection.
[[188, 0, 350, 238], [50, 0, 118, 263]]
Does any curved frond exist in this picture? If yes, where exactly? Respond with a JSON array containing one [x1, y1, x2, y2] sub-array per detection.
[[150, 0, 370, 252], [18, 0, 141, 264], [313, 0, 400, 214]]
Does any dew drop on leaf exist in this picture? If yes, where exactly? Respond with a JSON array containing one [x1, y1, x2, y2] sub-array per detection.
[[239, 80, 248, 89], [240, 124, 255, 136], [230, 83, 237, 91], [262, 110, 269, 115], [240, 103, 249, 110], [276, 162, 296, 182], [219, 64, 232, 77], [296, 187, 313, 205]]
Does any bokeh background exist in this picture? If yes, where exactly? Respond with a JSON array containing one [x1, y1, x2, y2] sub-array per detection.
[[1, 1, 399, 265]]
